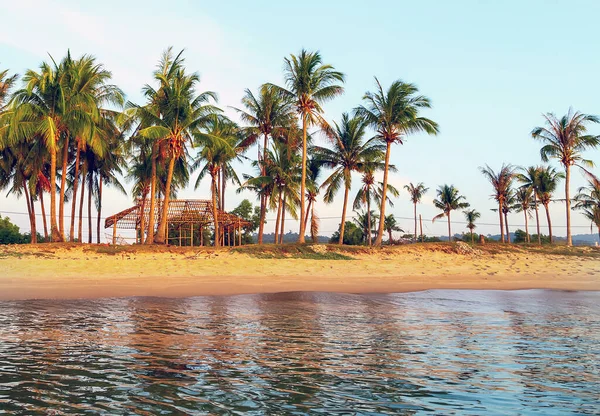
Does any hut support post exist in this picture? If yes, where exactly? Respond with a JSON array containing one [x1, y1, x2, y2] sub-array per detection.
[[190, 223, 194, 247], [112, 221, 117, 245], [238, 221, 242, 246]]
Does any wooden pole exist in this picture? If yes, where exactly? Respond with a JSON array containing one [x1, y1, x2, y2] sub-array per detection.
[[112, 221, 117, 245], [200, 225, 204, 246], [190, 223, 194, 247], [179, 225, 182, 246], [419, 214, 423, 243], [238, 220, 242, 246]]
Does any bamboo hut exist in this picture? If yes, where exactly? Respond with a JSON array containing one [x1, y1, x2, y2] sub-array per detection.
[[104, 199, 252, 246]]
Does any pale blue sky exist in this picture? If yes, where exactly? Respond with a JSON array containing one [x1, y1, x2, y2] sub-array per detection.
[[1, 0, 599, 239]]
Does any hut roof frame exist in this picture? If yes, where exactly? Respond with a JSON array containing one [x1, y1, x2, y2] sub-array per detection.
[[104, 199, 252, 230]]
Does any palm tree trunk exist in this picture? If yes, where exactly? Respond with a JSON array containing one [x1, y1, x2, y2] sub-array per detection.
[[88, 179, 93, 244], [78, 169, 86, 243], [544, 202, 553, 244], [145, 145, 157, 244], [216, 169, 221, 211], [504, 211, 510, 244], [524, 210, 530, 243], [221, 168, 226, 211], [388, 228, 393, 245], [274, 191, 282, 244], [498, 200, 505, 243], [304, 198, 312, 233], [534, 193, 541, 245], [375, 142, 391, 246], [413, 202, 417, 241], [40, 189, 48, 240], [154, 156, 176, 244], [29, 189, 37, 244], [258, 192, 267, 245], [96, 178, 102, 244], [211, 171, 220, 247], [257, 133, 269, 245], [338, 185, 349, 245], [447, 211, 452, 242], [49, 145, 61, 242], [310, 201, 316, 243], [471, 230, 474, 244], [297, 113, 307, 244], [139, 187, 148, 245], [59, 135, 69, 240], [279, 194, 287, 244], [23, 179, 36, 244], [565, 164, 572, 246], [367, 198, 372, 246], [69, 141, 81, 242]]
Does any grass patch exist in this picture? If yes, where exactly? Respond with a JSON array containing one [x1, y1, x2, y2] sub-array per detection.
[[86, 245, 131, 255], [232, 244, 355, 260]]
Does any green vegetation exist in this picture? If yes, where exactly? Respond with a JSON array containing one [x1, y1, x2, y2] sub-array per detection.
[[233, 243, 354, 260], [1, 51, 599, 250], [0, 216, 31, 244], [432, 185, 470, 241]]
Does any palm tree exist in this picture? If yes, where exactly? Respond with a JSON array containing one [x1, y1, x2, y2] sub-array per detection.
[[194, 115, 245, 246], [531, 109, 600, 246], [384, 214, 403, 244], [0, 66, 17, 109], [267, 49, 345, 243], [573, 176, 600, 243], [126, 135, 153, 243], [316, 113, 384, 244], [233, 86, 295, 244], [432, 184, 470, 242], [0, 140, 38, 243], [479, 164, 515, 243], [7, 57, 70, 241], [579, 206, 600, 244], [67, 55, 124, 242], [135, 48, 218, 244], [353, 210, 379, 244], [95, 134, 127, 244], [516, 166, 543, 245], [304, 156, 322, 243], [353, 162, 398, 246], [404, 182, 428, 241], [536, 166, 564, 244], [512, 186, 534, 243], [463, 209, 480, 243], [356, 78, 438, 246], [501, 189, 516, 243]]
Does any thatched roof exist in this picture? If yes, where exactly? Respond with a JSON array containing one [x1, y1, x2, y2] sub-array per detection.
[[104, 199, 252, 230]]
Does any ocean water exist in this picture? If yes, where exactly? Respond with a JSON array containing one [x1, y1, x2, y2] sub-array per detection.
[[0, 290, 598, 415]]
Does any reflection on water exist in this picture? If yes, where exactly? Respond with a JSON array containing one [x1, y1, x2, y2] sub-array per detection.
[[0, 290, 599, 414]]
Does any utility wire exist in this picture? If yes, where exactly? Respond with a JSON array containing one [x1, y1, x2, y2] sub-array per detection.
[[1, 209, 594, 229]]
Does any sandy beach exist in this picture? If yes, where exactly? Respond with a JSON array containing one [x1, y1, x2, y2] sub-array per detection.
[[0, 243, 598, 301]]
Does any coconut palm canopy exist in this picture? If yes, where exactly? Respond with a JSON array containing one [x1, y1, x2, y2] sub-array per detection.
[[2, 48, 600, 247], [531, 109, 600, 246], [432, 184, 470, 241]]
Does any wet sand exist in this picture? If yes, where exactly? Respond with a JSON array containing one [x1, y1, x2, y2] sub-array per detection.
[[0, 243, 598, 300]]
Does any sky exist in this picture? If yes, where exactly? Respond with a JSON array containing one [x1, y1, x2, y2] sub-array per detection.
[[1, 0, 599, 241]]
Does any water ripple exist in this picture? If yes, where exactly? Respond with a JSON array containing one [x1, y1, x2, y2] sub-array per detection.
[[0, 290, 598, 414]]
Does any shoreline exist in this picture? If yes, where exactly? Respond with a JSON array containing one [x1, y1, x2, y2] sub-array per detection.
[[1, 243, 599, 301]]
